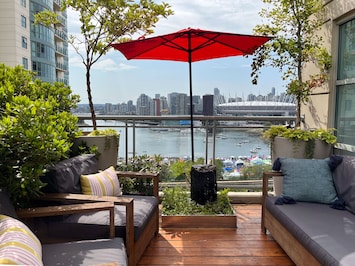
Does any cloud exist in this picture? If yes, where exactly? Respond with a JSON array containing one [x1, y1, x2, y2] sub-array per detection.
[[153, 0, 264, 34], [118, 63, 137, 70]]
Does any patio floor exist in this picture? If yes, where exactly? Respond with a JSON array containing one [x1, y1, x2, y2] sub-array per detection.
[[138, 204, 295, 265]]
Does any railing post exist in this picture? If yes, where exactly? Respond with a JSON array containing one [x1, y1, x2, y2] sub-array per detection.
[[133, 120, 136, 157], [125, 120, 128, 165], [204, 121, 209, 163]]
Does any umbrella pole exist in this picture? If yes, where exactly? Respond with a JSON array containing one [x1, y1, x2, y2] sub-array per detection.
[[189, 60, 194, 162], [188, 36, 194, 162]]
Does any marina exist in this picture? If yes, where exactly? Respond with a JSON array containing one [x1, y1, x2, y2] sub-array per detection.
[[88, 120, 271, 160]]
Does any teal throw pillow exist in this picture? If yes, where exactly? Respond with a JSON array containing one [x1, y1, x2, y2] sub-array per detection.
[[280, 158, 338, 204]]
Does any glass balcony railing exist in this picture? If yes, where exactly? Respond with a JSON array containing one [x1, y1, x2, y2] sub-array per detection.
[[75, 114, 295, 191]]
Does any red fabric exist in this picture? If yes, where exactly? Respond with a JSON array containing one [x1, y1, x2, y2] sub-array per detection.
[[111, 28, 272, 62]]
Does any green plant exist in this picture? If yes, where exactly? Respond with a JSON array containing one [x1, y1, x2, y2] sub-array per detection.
[[88, 129, 120, 149], [263, 126, 336, 144], [169, 157, 209, 183], [162, 187, 234, 216], [117, 154, 164, 195], [263, 125, 337, 158], [0, 64, 80, 207]]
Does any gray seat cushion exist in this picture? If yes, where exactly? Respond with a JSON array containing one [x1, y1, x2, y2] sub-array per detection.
[[266, 196, 355, 266], [42, 238, 127, 266], [39, 195, 158, 242]]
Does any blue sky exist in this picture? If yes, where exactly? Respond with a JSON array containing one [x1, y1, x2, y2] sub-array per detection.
[[67, 0, 287, 104]]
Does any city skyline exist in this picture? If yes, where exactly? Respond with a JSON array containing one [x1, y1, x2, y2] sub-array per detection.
[[67, 1, 289, 105], [73, 87, 294, 116]]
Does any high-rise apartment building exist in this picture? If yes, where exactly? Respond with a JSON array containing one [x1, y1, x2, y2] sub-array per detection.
[[0, 0, 69, 85]]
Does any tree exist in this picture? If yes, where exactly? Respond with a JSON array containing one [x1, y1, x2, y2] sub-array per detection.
[[0, 64, 80, 207], [36, 0, 173, 129], [251, 0, 331, 127]]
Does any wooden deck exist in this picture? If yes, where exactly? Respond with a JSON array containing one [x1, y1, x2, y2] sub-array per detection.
[[138, 204, 295, 265]]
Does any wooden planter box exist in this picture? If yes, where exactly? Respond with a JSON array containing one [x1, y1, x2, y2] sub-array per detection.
[[161, 213, 237, 228]]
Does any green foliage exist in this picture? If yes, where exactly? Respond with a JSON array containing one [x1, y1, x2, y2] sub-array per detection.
[[88, 129, 119, 136], [263, 126, 337, 144], [162, 187, 234, 216], [169, 157, 206, 183], [0, 64, 80, 207], [263, 125, 336, 158], [117, 154, 164, 195], [252, 0, 330, 126], [36, 0, 173, 129], [240, 164, 272, 180], [215, 159, 224, 180]]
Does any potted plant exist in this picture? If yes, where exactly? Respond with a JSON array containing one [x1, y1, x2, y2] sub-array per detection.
[[72, 129, 120, 170], [161, 187, 236, 228], [263, 125, 337, 161]]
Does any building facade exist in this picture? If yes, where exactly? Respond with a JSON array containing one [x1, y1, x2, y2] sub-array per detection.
[[303, 1, 355, 154], [0, 0, 69, 85]]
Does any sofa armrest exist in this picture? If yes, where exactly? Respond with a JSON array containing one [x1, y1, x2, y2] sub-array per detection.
[[261, 171, 283, 233], [262, 171, 283, 200], [16, 201, 116, 239], [116, 171, 159, 198]]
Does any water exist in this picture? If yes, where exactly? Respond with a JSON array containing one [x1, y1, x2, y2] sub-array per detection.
[[85, 121, 271, 160]]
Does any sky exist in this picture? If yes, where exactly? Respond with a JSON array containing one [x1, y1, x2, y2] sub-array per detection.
[[67, 0, 287, 104]]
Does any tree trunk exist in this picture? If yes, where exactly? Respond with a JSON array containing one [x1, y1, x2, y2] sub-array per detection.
[[86, 65, 97, 130]]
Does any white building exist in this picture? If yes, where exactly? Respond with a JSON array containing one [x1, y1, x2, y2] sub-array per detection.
[[0, 0, 69, 85]]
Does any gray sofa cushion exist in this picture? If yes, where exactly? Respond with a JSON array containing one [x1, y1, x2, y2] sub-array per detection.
[[0, 188, 18, 218], [333, 155, 355, 214], [266, 196, 355, 266], [42, 238, 127, 266], [41, 154, 98, 194], [279, 157, 338, 204], [38, 195, 158, 242]]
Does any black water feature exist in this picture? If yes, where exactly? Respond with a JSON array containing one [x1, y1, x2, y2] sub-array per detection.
[[190, 164, 217, 205]]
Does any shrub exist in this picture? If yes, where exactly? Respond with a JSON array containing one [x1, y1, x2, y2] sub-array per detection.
[[0, 64, 80, 207]]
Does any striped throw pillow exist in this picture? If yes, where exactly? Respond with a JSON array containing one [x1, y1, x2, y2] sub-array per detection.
[[80, 166, 122, 196], [0, 214, 43, 265]]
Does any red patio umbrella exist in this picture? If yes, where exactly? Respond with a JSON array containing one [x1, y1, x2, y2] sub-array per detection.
[[111, 28, 272, 161]]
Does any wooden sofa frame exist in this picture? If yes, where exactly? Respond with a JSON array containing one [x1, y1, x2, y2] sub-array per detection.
[[261, 171, 321, 266], [39, 171, 159, 266], [16, 199, 133, 265]]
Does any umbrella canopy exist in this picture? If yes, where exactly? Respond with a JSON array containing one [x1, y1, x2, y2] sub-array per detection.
[[111, 28, 272, 161]]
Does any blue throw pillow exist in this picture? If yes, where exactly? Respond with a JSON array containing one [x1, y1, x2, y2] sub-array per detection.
[[280, 158, 338, 204]]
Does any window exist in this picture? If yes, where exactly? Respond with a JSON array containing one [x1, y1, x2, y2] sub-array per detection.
[[335, 18, 355, 147], [22, 57, 28, 70], [21, 15, 26, 28], [22, 36, 27, 49], [20, 0, 26, 7]]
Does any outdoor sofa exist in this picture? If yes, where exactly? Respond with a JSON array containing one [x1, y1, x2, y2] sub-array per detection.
[[0, 187, 129, 265], [35, 154, 160, 266], [262, 155, 355, 266]]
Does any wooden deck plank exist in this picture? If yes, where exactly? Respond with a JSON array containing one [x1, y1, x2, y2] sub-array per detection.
[[137, 204, 295, 265]]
